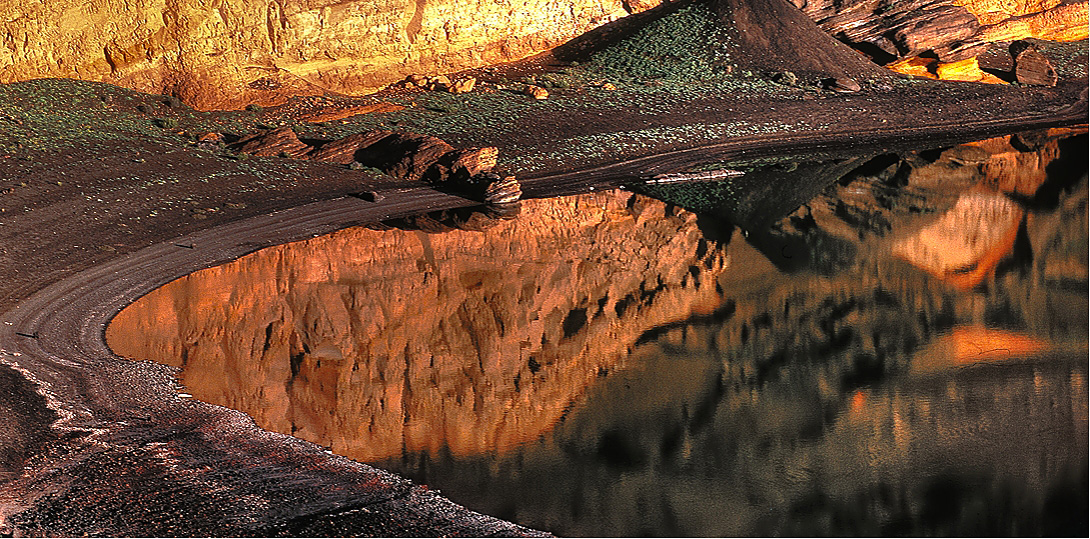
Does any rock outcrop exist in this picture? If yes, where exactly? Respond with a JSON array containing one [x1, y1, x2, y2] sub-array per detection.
[[0, 0, 639, 110], [227, 126, 518, 203], [106, 191, 729, 462], [1, 0, 1081, 109], [790, 0, 1087, 82]]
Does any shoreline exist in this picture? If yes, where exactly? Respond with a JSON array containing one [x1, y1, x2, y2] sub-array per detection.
[[0, 71, 1086, 534]]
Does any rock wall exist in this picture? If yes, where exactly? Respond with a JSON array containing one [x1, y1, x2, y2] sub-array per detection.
[[106, 191, 728, 462], [0, 0, 1083, 108], [0, 0, 641, 110], [792, 0, 1087, 82]]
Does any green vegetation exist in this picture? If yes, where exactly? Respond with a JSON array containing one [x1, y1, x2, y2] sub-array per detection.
[[584, 3, 734, 82]]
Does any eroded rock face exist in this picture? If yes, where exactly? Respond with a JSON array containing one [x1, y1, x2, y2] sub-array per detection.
[[791, 0, 1087, 82], [0, 0, 636, 110], [107, 191, 728, 462]]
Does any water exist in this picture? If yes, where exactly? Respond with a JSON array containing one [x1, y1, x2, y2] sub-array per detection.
[[108, 129, 1088, 536]]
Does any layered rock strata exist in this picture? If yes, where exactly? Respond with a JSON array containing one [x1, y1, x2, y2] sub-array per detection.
[[791, 0, 1087, 82], [1, 0, 1083, 108], [0, 0, 643, 110]]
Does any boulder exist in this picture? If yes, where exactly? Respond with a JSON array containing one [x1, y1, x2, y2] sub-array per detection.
[[307, 131, 394, 165], [523, 85, 549, 100], [1011, 41, 1058, 86], [355, 133, 455, 181], [449, 77, 477, 94], [483, 174, 523, 205], [229, 127, 310, 158]]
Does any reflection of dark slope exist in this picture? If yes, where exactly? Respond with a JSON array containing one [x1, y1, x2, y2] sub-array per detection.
[[1024, 133, 1090, 210], [638, 154, 875, 273], [386, 339, 1086, 536], [684, 164, 1087, 394]]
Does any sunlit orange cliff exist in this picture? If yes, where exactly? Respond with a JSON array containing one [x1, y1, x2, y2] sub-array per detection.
[[0, 0, 1084, 109]]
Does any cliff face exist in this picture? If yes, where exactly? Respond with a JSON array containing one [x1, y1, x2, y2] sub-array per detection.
[[0, 0, 639, 110], [107, 191, 728, 462], [793, 0, 1087, 82], [2, 0, 1082, 110]]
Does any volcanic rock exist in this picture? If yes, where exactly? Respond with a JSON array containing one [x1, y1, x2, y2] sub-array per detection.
[[1011, 41, 1058, 86], [297, 103, 405, 124], [307, 131, 394, 165], [354, 133, 455, 181], [825, 77, 862, 92], [482, 174, 524, 204], [448, 77, 477, 94], [449, 147, 499, 179], [524, 85, 549, 100], [229, 126, 310, 158]]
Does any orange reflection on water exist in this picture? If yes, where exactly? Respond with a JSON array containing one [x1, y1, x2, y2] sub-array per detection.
[[910, 326, 1050, 373], [892, 191, 1024, 289], [107, 191, 729, 461]]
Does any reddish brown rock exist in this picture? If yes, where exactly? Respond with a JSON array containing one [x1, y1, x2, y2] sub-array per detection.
[[483, 175, 523, 204], [448, 77, 477, 94], [229, 127, 311, 158], [354, 133, 456, 181], [297, 103, 405, 124], [790, 0, 981, 62], [307, 131, 394, 165], [1012, 41, 1059, 86], [443, 147, 500, 181]]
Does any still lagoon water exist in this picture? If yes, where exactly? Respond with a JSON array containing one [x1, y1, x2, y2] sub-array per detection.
[[108, 130, 1087, 536]]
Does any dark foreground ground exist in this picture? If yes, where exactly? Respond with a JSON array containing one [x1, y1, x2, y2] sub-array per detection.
[[0, 24, 1086, 536]]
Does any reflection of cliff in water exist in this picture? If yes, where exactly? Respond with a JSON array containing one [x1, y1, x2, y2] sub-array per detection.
[[107, 130, 1087, 536], [372, 132, 1087, 536], [107, 191, 728, 461]]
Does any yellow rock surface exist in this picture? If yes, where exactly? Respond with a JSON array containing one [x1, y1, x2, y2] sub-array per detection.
[[974, 1, 1090, 42], [935, 57, 1008, 83], [887, 57, 939, 79], [887, 56, 1007, 83], [885, 0, 1085, 83], [0, 0, 632, 110]]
